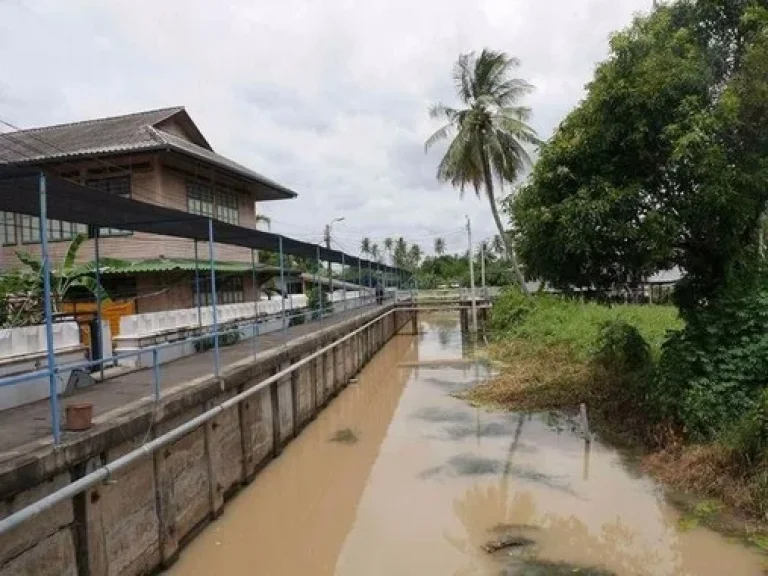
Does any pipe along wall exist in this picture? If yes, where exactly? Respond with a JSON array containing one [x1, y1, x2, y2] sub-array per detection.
[[0, 305, 414, 576]]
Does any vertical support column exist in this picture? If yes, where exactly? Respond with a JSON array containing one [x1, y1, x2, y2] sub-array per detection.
[[314, 246, 321, 321], [39, 173, 61, 445], [357, 259, 362, 309], [279, 236, 287, 340], [316, 246, 324, 322], [251, 249, 259, 357], [368, 260, 372, 305], [480, 241, 487, 300], [94, 228, 104, 380], [342, 253, 346, 312], [194, 239, 202, 327], [208, 218, 220, 377]]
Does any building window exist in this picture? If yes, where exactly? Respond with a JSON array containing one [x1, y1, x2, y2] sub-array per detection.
[[87, 176, 132, 237], [0, 212, 16, 246], [217, 190, 239, 225], [47, 220, 87, 242], [187, 183, 214, 218], [194, 276, 244, 306], [20, 215, 41, 244]]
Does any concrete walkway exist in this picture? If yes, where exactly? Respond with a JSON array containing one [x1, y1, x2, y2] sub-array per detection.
[[0, 304, 382, 462]]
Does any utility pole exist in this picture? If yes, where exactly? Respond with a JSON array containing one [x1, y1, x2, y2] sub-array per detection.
[[466, 216, 478, 333], [480, 241, 487, 299]]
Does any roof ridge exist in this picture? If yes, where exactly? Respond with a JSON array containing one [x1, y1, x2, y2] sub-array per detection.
[[12, 106, 185, 135]]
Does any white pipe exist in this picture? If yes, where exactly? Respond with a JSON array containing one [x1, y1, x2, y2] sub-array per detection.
[[0, 305, 403, 536]]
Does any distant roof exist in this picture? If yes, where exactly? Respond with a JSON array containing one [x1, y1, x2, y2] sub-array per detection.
[[0, 106, 297, 200]]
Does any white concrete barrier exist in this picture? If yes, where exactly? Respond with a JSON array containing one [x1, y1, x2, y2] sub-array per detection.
[[0, 322, 88, 411]]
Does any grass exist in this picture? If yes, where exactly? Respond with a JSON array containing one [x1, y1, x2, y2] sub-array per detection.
[[488, 290, 681, 361]]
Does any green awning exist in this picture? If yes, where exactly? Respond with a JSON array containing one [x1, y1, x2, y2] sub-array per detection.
[[101, 258, 302, 276]]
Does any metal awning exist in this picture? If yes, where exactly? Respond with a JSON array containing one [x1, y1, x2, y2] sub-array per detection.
[[0, 168, 407, 276]]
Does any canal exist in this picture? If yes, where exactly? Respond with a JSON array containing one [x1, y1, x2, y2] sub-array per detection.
[[167, 312, 765, 575]]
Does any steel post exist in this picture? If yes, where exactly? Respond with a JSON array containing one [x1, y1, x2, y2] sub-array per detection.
[[279, 236, 287, 339], [94, 229, 104, 380], [342, 253, 346, 311], [208, 219, 220, 377], [194, 239, 202, 327], [315, 246, 321, 321], [251, 249, 258, 357], [39, 173, 61, 445]]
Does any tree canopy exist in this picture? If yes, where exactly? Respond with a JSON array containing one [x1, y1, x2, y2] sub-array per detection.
[[512, 0, 768, 314]]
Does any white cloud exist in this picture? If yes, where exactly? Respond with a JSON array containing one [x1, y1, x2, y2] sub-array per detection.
[[0, 0, 652, 256]]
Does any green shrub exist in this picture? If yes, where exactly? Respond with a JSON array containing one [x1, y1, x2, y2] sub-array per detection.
[[594, 320, 652, 375], [725, 388, 768, 470], [656, 287, 768, 439], [289, 313, 306, 327], [194, 330, 241, 352], [308, 287, 333, 319]]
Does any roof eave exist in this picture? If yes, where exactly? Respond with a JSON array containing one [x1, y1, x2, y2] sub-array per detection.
[[162, 147, 298, 201]]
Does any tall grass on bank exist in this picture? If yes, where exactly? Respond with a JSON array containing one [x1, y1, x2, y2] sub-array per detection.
[[469, 289, 768, 522], [487, 289, 681, 360]]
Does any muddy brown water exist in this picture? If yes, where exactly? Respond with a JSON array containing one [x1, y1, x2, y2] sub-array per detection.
[[167, 313, 767, 575]]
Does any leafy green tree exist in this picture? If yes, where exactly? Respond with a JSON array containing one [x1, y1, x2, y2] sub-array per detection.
[[434, 237, 446, 256], [513, 1, 768, 315], [425, 48, 540, 294]]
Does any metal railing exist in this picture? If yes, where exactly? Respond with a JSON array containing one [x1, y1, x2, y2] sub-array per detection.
[[0, 293, 392, 438], [0, 304, 407, 536]]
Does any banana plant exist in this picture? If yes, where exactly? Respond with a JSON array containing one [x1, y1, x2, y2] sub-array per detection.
[[13, 233, 125, 316]]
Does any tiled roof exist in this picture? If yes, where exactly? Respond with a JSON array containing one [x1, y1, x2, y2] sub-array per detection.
[[0, 106, 297, 199], [0, 107, 182, 162]]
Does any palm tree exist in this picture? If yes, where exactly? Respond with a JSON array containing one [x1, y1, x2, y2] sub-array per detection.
[[361, 237, 371, 256], [384, 237, 394, 264], [425, 49, 539, 294], [408, 244, 423, 269], [371, 243, 381, 262], [394, 237, 408, 268], [254, 211, 272, 229], [434, 237, 446, 256]]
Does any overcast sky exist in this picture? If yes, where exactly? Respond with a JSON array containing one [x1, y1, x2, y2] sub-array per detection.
[[0, 0, 651, 256]]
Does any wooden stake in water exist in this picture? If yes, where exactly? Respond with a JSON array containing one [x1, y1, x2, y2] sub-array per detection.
[[579, 403, 592, 443]]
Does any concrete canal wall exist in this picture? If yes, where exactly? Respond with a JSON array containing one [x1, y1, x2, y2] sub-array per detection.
[[0, 305, 413, 576]]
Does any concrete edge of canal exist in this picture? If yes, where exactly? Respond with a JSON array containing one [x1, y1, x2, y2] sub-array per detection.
[[0, 304, 416, 576]]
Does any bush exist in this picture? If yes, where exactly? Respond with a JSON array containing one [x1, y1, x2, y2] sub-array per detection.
[[593, 320, 654, 408], [194, 330, 241, 352], [726, 388, 768, 470], [308, 287, 333, 319], [655, 287, 768, 440]]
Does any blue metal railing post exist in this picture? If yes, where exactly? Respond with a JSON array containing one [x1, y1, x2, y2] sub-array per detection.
[[314, 246, 320, 321], [317, 246, 323, 322], [94, 229, 104, 380], [194, 239, 202, 327], [279, 237, 287, 340], [368, 260, 372, 305], [152, 348, 160, 401], [208, 218, 220, 377], [357, 259, 362, 309], [39, 173, 61, 445], [342, 253, 346, 312], [251, 249, 258, 358]]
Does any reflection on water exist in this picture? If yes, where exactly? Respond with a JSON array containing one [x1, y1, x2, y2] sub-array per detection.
[[168, 313, 766, 576]]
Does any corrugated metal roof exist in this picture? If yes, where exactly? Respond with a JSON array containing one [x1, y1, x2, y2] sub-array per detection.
[[102, 258, 297, 276], [0, 107, 297, 199]]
